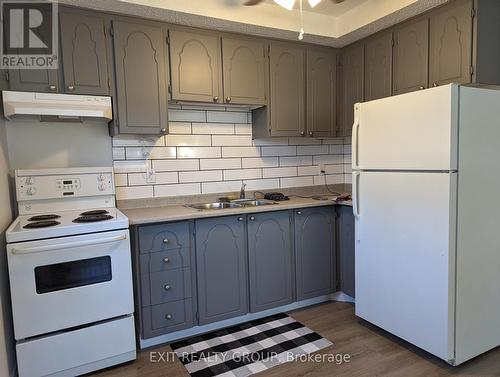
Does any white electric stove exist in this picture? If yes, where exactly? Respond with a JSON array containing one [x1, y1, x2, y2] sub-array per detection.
[[6, 167, 136, 377]]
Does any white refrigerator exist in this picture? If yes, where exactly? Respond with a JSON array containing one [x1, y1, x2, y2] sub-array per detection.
[[352, 84, 500, 365]]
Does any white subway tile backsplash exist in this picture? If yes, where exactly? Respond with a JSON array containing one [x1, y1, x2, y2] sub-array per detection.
[[200, 158, 241, 170], [192, 123, 235, 135], [206, 111, 248, 124], [177, 147, 221, 159], [222, 146, 261, 158], [241, 157, 278, 169], [224, 168, 262, 181], [155, 183, 201, 197], [261, 146, 297, 157], [166, 135, 211, 147], [263, 167, 297, 178], [113, 107, 351, 199], [212, 135, 253, 146], [179, 170, 222, 183], [153, 159, 199, 172]]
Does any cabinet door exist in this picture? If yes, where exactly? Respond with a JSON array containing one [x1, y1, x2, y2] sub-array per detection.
[[295, 207, 336, 300], [112, 20, 168, 134], [364, 33, 393, 101], [169, 29, 222, 103], [60, 10, 109, 95], [195, 216, 248, 325], [340, 44, 364, 137], [307, 49, 336, 138], [394, 18, 429, 94], [337, 206, 355, 298], [6, 8, 59, 92], [429, 0, 473, 87], [222, 37, 266, 105], [269, 44, 305, 136], [247, 211, 292, 312]]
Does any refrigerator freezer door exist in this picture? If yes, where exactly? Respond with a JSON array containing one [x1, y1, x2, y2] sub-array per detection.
[[354, 171, 457, 362], [352, 84, 458, 171]]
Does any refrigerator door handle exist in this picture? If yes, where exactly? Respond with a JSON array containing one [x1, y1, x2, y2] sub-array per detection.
[[352, 104, 360, 169], [352, 172, 360, 218]]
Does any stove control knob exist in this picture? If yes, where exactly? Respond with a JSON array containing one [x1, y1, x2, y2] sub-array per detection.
[[98, 174, 107, 182], [98, 183, 106, 191], [26, 187, 36, 196], [25, 177, 34, 185]]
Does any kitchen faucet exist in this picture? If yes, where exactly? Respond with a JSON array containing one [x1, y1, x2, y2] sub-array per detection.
[[239, 183, 246, 199]]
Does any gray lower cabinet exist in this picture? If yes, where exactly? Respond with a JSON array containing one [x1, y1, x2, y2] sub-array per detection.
[[111, 19, 169, 134], [195, 216, 248, 325], [364, 32, 393, 101], [59, 9, 110, 95], [135, 221, 197, 339], [337, 206, 355, 298], [393, 17, 429, 94], [294, 207, 336, 300], [247, 211, 293, 312]]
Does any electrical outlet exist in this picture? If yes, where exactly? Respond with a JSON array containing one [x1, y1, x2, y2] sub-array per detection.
[[318, 164, 326, 175]]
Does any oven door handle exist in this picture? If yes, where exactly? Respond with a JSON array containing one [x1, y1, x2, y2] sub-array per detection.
[[11, 234, 127, 255]]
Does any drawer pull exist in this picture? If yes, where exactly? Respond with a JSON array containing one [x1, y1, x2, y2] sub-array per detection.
[[164, 284, 171, 291], [165, 314, 172, 320], [163, 239, 169, 244], [163, 257, 170, 263], [297, 211, 302, 215]]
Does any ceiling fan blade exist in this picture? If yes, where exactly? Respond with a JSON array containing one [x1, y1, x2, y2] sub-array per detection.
[[244, 0, 264, 5]]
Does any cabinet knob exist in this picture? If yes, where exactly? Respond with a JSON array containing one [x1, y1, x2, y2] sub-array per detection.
[[226, 97, 231, 103], [309, 131, 313, 137], [163, 257, 170, 263], [433, 82, 438, 87], [249, 216, 255, 221], [164, 284, 171, 291], [49, 85, 57, 91], [165, 314, 172, 320], [213, 96, 219, 103], [163, 239, 169, 244], [419, 86, 425, 90], [160, 128, 167, 134], [300, 131, 305, 137], [297, 211, 302, 215], [238, 217, 244, 221], [67, 85, 75, 91]]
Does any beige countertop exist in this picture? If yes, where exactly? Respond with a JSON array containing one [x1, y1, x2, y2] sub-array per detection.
[[119, 185, 352, 226]]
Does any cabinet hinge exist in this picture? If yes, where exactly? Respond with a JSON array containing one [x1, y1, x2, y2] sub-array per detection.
[[4, 71, 9, 82], [471, 7, 476, 19], [168, 83, 172, 94], [470, 65, 474, 75]]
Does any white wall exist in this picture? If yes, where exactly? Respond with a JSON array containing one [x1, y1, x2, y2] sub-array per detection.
[[0, 116, 15, 377]]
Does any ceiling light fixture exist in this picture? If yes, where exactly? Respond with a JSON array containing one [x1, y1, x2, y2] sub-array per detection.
[[273, 0, 295, 10], [307, 0, 322, 7]]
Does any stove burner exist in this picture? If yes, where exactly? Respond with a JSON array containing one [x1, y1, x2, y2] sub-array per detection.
[[73, 214, 114, 223], [23, 220, 61, 229], [80, 209, 109, 216], [28, 214, 61, 221]]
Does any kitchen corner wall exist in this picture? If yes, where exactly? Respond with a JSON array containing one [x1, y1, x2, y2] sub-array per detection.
[[113, 105, 352, 201]]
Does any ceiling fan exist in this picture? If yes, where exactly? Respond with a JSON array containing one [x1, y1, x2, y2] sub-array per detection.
[[244, 0, 345, 9]]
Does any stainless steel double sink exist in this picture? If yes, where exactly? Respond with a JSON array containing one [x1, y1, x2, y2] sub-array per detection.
[[186, 199, 276, 210]]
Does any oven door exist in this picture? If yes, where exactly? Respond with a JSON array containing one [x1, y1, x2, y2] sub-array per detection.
[[7, 229, 134, 340]]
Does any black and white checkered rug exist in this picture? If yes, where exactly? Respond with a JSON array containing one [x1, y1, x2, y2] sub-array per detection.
[[171, 313, 333, 377]]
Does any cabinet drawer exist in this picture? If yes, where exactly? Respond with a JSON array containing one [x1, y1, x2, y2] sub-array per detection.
[[139, 222, 190, 253], [140, 248, 190, 274], [147, 268, 192, 306], [142, 299, 194, 338]]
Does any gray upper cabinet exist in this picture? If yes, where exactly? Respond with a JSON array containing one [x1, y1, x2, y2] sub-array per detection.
[[295, 207, 336, 300], [247, 211, 293, 312], [269, 43, 305, 137], [429, 0, 473, 87], [306, 49, 336, 138], [169, 29, 222, 103], [112, 19, 169, 135], [364, 32, 393, 101], [337, 206, 355, 298], [393, 17, 429, 94], [221, 37, 267, 105], [60, 9, 109, 95], [339, 44, 364, 137], [195, 216, 248, 325]]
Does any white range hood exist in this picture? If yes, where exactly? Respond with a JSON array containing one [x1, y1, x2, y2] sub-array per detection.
[[2, 91, 113, 121]]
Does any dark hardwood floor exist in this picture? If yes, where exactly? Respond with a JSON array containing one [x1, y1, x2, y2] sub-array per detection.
[[92, 302, 500, 377]]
